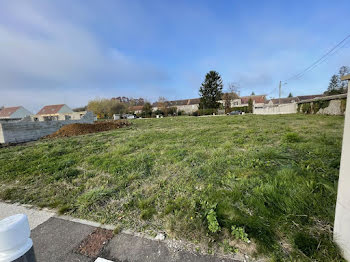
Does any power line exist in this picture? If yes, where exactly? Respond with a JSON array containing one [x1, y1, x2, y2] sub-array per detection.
[[288, 39, 350, 82], [284, 34, 350, 83]]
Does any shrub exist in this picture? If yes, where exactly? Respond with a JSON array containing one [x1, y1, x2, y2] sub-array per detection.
[[297, 104, 302, 113], [301, 103, 311, 114], [313, 100, 330, 113], [341, 98, 347, 113], [199, 108, 218, 115], [229, 106, 249, 113], [192, 111, 199, 116]]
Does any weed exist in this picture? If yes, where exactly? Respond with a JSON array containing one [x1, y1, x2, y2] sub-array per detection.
[[231, 226, 250, 243]]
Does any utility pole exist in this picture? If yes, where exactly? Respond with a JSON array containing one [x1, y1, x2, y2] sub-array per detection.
[[334, 74, 350, 260], [279, 81, 282, 105]]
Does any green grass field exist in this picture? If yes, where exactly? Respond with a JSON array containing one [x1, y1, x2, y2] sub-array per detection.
[[0, 115, 345, 261]]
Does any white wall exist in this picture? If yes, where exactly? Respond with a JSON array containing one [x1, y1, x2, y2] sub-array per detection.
[[253, 103, 297, 115], [0, 112, 94, 144], [334, 81, 350, 260]]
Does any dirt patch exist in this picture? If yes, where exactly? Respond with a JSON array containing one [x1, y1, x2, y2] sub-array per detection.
[[75, 228, 114, 258], [46, 120, 131, 138]]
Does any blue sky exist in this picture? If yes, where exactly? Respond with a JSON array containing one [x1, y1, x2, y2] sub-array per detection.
[[0, 0, 349, 112]]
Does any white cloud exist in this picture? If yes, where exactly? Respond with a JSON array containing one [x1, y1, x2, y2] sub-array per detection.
[[0, 1, 168, 109]]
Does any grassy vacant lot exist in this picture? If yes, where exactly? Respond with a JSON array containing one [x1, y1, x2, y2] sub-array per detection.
[[0, 115, 345, 261]]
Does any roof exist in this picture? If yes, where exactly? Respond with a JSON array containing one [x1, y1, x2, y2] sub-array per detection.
[[130, 105, 143, 111], [297, 93, 347, 104], [296, 95, 324, 101], [37, 104, 65, 115], [241, 95, 266, 104], [267, 97, 299, 104], [154, 98, 201, 107], [0, 106, 21, 118]]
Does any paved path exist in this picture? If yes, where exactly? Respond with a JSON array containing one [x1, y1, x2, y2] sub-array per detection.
[[0, 202, 242, 262], [0, 202, 54, 230]]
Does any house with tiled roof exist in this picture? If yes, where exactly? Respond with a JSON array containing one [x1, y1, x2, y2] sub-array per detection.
[[36, 104, 73, 121], [153, 98, 201, 114], [227, 95, 267, 109], [129, 105, 143, 114], [0, 106, 32, 120]]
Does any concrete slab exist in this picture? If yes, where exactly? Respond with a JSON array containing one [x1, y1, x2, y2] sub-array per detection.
[[31, 217, 95, 262], [0, 202, 54, 230], [101, 233, 239, 262]]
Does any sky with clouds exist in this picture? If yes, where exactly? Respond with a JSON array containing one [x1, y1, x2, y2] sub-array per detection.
[[0, 0, 349, 112]]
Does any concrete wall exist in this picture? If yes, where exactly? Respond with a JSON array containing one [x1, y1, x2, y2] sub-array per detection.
[[176, 104, 199, 114], [298, 94, 347, 115], [0, 112, 94, 144], [334, 81, 350, 260], [317, 100, 343, 115], [253, 103, 297, 115]]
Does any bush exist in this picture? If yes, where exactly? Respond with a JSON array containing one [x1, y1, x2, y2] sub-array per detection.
[[301, 103, 312, 114], [341, 98, 347, 113], [199, 108, 218, 115], [312, 100, 330, 113], [228, 106, 249, 113]]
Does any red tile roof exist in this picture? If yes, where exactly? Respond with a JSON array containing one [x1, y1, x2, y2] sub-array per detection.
[[0, 106, 21, 118], [241, 95, 266, 104], [153, 98, 201, 107], [130, 105, 143, 111], [37, 104, 65, 115]]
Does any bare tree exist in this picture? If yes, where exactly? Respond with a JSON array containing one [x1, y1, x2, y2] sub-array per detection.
[[227, 82, 240, 98], [157, 96, 168, 115]]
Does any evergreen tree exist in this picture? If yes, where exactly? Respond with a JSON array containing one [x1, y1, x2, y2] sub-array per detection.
[[288, 92, 293, 98], [251, 91, 255, 95], [248, 98, 253, 113], [199, 71, 223, 109], [326, 75, 341, 95], [339, 66, 350, 90]]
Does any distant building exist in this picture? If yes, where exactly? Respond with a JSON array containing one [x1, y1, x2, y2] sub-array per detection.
[[0, 106, 32, 120], [129, 105, 143, 114], [266, 95, 324, 105], [227, 95, 266, 109], [152, 94, 267, 114], [36, 104, 73, 121], [153, 98, 200, 114]]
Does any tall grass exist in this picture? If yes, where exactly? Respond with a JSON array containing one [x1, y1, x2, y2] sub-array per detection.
[[0, 114, 345, 261]]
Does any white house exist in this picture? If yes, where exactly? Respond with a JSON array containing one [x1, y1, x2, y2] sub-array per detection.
[[36, 104, 73, 121]]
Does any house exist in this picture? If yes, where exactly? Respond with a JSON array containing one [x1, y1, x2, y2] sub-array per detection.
[[266, 97, 298, 105], [153, 98, 200, 114], [266, 95, 324, 105], [36, 104, 73, 121], [151, 94, 267, 114], [129, 105, 143, 114], [0, 106, 32, 120], [220, 95, 267, 109]]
